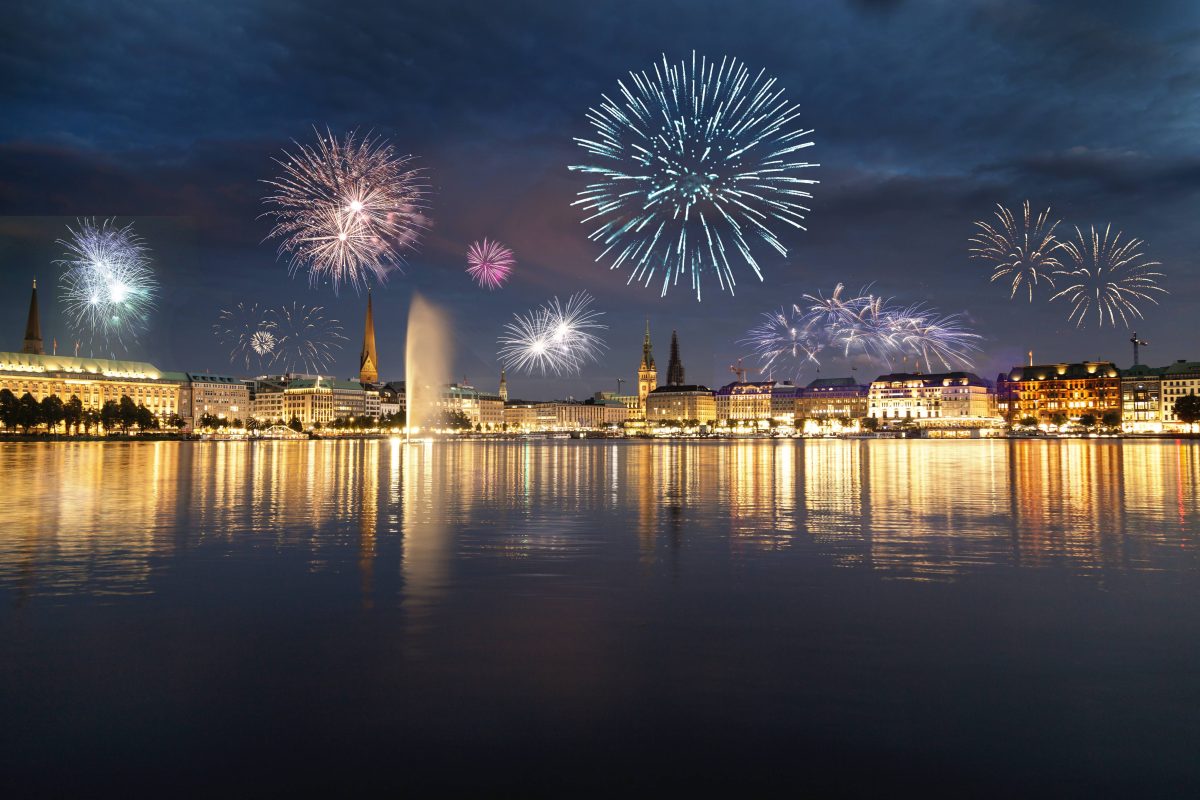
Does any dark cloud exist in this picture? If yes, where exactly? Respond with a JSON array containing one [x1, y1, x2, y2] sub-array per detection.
[[1, 0, 1197, 394]]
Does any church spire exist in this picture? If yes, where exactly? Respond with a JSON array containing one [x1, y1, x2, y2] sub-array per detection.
[[23, 279, 43, 355], [358, 289, 378, 384], [666, 329, 685, 386], [640, 319, 655, 370], [498, 369, 508, 402]]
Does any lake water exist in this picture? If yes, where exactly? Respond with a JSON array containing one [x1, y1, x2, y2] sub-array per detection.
[[2, 439, 1198, 793]]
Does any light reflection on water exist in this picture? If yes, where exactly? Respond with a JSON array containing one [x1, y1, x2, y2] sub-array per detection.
[[1, 439, 1198, 604]]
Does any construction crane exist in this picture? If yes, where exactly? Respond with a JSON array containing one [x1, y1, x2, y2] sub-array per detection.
[[729, 358, 748, 383], [1130, 332, 1149, 366]]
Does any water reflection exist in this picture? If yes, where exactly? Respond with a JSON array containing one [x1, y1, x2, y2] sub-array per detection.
[[1, 439, 1198, 604]]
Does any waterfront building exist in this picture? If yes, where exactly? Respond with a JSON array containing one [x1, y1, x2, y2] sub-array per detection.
[[770, 382, 800, 425], [248, 378, 287, 423], [996, 361, 1120, 424], [1120, 364, 1164, 432], [0, 350, 186, 420], [23, 280, 43, 355], [715, 381, 776, 424], [443, 383, 504, 429], [282, 378, 336, 427], [332, 379, 378, 420], [1159, 360, 1200, 429], [636, 321, 658, 417], [869, 372, 998, 423], [646, 384, 716, 425], [795, 377, 869, 421], [502, 401, 539, 431], [358, 290, 378, 385], [379, 383, 402, 420], [187, 373, 249, 424]]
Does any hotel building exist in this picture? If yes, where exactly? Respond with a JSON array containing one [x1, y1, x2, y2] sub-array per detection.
[[868, 372, 998, 423], [795, 377, 870, 421], [996, 361, 1120, 424]]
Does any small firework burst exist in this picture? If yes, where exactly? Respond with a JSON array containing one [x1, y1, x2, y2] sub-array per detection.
[[57, 218, 158, 354], [498, 291, 607, 376], [214, 303, 276, 369], [1051, 225, 1166, 327], [262, 127, 428, 293], [970, 201, 1063, 301], [466, 239, 515, 289], [269, 302, 348, 374]]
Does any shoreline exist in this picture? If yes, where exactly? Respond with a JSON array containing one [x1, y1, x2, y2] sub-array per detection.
[[1, 432, 1196, 443]]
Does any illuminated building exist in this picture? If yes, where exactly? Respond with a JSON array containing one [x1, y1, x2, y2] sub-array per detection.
[[795, 377, 869, 421], [498, 370, 508, 402], [715, 381, 777, 424], [869, 372, 998, 423], [770, 381, 800, 424], [996, 362, 1119, 424], [187, 373, 249, 423], [442, 383, 504, 428], [0, 350, 185, 419], [646, 385, 716, 425], [1159, 360, 1200, 429], [1120, 363, 1163, 432], [358, 290, 378, 385], [636, 320, 658, 417]]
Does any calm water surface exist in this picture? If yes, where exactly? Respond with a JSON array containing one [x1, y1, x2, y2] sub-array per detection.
[[2, 439, 1199, 793]]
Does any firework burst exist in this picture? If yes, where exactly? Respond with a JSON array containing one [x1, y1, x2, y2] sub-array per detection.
[[498, 291, 607, 376], [1051, 225, 1166, 327], [269, 303, 348, 374], [214, 303, 278, 369], [57, 218, 158, 354], [262, 128, 427, 293], [466, 239, 515, 289], [570, 52, 818, 300], [743, 284, 981, 380], [970, 201, 1063, 301]]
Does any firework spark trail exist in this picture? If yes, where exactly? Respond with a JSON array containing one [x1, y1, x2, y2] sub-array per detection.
[[466, 239, 515, 289], [262, 128, 427, 293], [269, 303, 348, 374], [1051, 225, 1166, 328], [498, 291, 607, 376], [57, 218, 158, 354], [743, 284, 982, 380], [570, 52, 818, 301], [970, 201, 1063, 301]]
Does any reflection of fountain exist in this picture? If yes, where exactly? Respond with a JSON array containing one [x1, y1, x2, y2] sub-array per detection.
[[404, 293, 453, 438]]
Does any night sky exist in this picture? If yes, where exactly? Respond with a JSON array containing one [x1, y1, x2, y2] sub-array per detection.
[[2, 0, 1197, 399]]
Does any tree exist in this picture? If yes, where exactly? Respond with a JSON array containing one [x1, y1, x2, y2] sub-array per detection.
[[1101, 410, 1122, 430], [117, 395, 138, 432], [245, 417, 258, 433], [17, 392, 42, 433], [100, 400, 120, 432], [0, 388, 17, 431], [231, 418, 243, 429], [1019, 416, 1038, 428], [1078, 413, 1097, 430], [1049, 412, 1068, 428], [167, 413, 187, 431], [288, 416, 304, 433], [64, 395, 83, 435], [1174, 393, 1200, 429], [135, 403, 158, 431], [862, 417, 879, 432], [40, 395, 65, 434]]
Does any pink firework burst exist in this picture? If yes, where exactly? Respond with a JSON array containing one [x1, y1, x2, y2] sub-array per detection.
[[466, 239, 515, 289]]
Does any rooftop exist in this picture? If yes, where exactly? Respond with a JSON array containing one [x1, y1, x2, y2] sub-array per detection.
[[0, 350, 166, 380], [1003, 362, 1119, 382]]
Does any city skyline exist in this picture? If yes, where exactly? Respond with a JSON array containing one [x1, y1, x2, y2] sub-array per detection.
[[1, 1, 1197, 398]]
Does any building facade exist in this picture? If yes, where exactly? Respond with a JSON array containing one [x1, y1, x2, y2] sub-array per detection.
[[869, 372, 997, 423], [715, 381, 777, 424], [188, 374, 249, 424], [795, 377, 869, 421], [645, 385, 716, 425], [996, 362, 1120, 424], [0, 351, 185, 421], [1160, 360, 1200, 430]]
